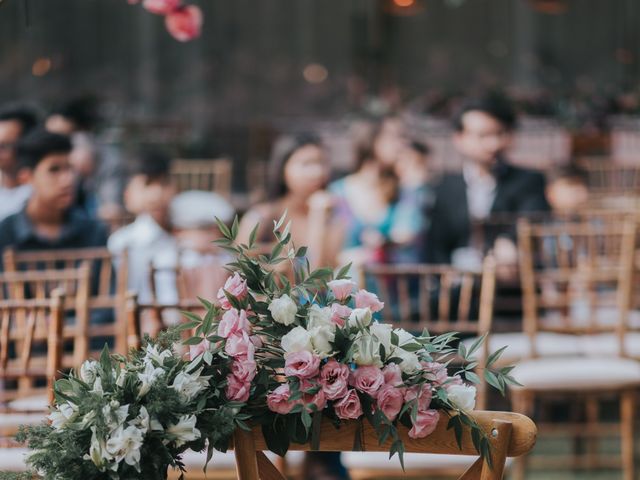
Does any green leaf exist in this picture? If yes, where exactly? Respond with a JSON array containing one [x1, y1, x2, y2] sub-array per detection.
[[248, 223, 260, 248], [484, 370, 504, 394], [215, 217, 232, 239], [467, 333, 487, 358], [231, 215, 239, 240], [487, 345, 508, 367], [262, 421, 290, 457], [465, 371, 481, 384], [447, 415, 463, 450], [335, 263, 352, 280]]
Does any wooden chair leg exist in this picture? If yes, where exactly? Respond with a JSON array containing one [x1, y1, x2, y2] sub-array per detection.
[[234, 428, 260, 480], [479, 419, 513, 480], [511, 390, 533, 480], [621, 390, 635, 480], [585, 397, 599, 470]]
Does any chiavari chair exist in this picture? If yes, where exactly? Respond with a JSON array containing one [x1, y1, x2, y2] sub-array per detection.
[[171, 158, 233, 197]]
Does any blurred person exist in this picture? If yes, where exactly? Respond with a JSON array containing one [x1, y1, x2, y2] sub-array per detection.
[[425, 94, 549, 274], [0, 105, 38, 221], [238, 134, 343, 270], [329, 117, 405, 267], [0, 129, 108, 260], [545, 164, 589, 215], [108, 150, 178, 306], [389, 140, 434, 263]]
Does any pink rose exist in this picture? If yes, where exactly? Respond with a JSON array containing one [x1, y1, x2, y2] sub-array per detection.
[[376, 384, 404, 421], [284, 351, 321, 380], [250, 334, 263, 349], [300, 384, 327, 412], [143, 0, 180, 15], [319, 359, 350, 400], [354, 290, 384, 313], [334, 389, 363, 420], [350, 365, 384, 398], [225, 374, 251, 402], [422, 362, 448, 386], [327, 279, 356, 301], [218, 309, 250, 338], [330, 304, 352, 327], [267, 384, 294, 415], [382, 363, 403, 387], [231, 358, 257, 382], [165, 5, 203, 42], [404, 384, 433, 411], [216, 272, 248, 310], [408, 409, 440, 439], [189, 338, 210, 361], [225, 331, 255, 359]]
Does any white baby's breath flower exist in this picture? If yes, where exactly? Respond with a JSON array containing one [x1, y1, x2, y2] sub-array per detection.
[[80, 360, 99, 385], [280, 326, 313, 355], [105, 425, 144, 468], [167, 415, 201, 447], [347, 308, 373, 329], [137, 361, 165, 398], [268, 294, 298, 326], [446, 384, 476, 411], [48, 403, 78, 430], [171, 367, 211, 402]]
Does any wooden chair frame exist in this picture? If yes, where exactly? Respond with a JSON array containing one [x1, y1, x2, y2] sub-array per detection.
[[171, 158, 233, 197], [233, 412, 536, 480]]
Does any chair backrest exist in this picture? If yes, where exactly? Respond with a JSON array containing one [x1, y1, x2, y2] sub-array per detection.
[[171, 158, 233, 197], [3, 247, 129, 358], [360, 258, 496, 338], [579, 157, 640, 200], [233, 411, 537, 480], [0, 290, 65, 407], [517, 218, 636, 355]]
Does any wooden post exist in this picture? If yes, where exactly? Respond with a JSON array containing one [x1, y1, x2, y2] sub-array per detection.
[[234, 428, 260, 480], [480, 419, 513, 480], [47, 290, 65, 405]]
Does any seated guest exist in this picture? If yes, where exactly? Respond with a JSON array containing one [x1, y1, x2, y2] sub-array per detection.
[[108, 149, 178, 305], [0, 105, 38, 221], [0, 129, 109, 260], [425, 94, 550, 271], [238, 134, 343, 270], [545, 164, 589, 215]]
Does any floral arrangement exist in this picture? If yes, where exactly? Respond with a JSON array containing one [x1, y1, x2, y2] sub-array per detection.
[[12, 216, 517, 479], [128, 0, 203, 42]]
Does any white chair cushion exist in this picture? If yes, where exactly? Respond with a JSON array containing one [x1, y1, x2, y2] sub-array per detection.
[[0, 412, 46, 428], [179, 449, 304, 471], [462, 332, 580, 363], [0, 448, 30, 471], [7, 394, 48, 412], [512, 356, 640, 391], [343, 452, 505, 471], [579, 332, 640, 357]]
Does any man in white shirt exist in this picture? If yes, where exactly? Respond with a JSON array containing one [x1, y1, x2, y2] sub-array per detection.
[[0, 106, 38, 221]]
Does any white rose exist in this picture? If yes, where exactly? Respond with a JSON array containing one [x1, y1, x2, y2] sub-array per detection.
[[393, 328, 415, 346], [105, 425, 144, 467], [307, 305, 333, 330], [171, 367, 211, 402], [48, 403, 78, 430], [370, 322, 392, 353], [309, 325, 335, 357], [347, 308, 373, 329], [351, 333, 382, 367], [395, 348, 421, 374], [167, 415, 201, 447], [281, 326, 313, 354], [268, 294, 298, 326], [447, 384, 477, 411], [80, 360, 99, 385]]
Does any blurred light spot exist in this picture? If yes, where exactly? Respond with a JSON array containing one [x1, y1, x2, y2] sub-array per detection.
[[530, 0, 568, 15], [616, 49, 634, 65], [393, 0, 415, 6], [303, 64, 328, 84], [32, 58, 52, 77]]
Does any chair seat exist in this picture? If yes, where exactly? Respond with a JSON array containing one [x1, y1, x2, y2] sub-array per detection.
[[580, 332, 640, 357], [7, 394, 48, 412], [512, 356, 640, 391], [343, 452, 501, 472], [179, 449, 304, 471], [462, 332, 581, 363], [0, 448, 30, 471], [0, 412, 46, 428]]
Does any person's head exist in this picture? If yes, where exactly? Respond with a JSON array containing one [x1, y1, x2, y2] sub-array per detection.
[[452, 94, 516, 169], [0, 105, 38, 174], [268, 134, 328, 201], [123, 149, 176, 226], [16, 129, 74, 212], [45, 97, 98, 135], [546, 164, 589, 213], [355, 116, 406, 170], [395, 140, 431, 186]]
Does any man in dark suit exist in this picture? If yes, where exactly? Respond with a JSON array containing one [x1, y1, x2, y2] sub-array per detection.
[[425, 95, 550, 266]]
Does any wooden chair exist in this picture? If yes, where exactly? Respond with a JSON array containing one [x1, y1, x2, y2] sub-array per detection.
[[0, 290, 65, 441], [3, 247, 129, 362], [171, 158, 233, 197], [0, 267, 92, 371], [579, 158, 640, 209], [512, 218, 640, 480], [361, 257, 496, 410], [232, 412, 536, 480]]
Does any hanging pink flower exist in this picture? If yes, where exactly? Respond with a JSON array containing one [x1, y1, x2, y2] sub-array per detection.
[[143, 0, 180, 15], [165, 5, 203, 42]]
